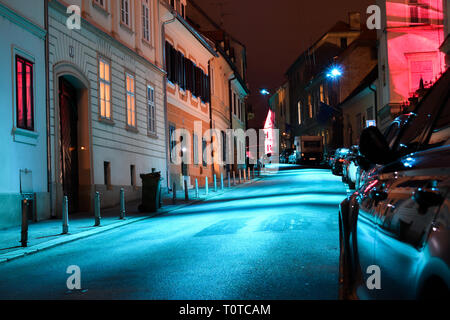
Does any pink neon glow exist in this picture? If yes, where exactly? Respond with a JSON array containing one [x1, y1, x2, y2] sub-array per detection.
[[385, 0, 446, 104], [17, 60, 23, 128], [264, 110, 275, 155], [26, 64, 32, 128]]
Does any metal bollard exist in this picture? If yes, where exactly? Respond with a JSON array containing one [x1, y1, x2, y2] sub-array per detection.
[[205, 176, 209, 195], [214, 174, 217, 192], [21, 199, 29, 247], [239, 170, 242, 184], [173, 182, 176, 204], [228, 172, 231, 188], [233, 171, 236, 185], [62, 196, 69, 234], [252, 167, 255, 179], [244, 169, 247, 181], [184, 180, 189, 201], [221, 173, 224, 190], [248, 168, 251, 180], [120, 188, 126, 219], [195, 178, 199, 198], [94, 192, 101, 226]]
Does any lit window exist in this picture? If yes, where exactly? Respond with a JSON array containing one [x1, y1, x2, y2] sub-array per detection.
[[99, 58, 111, 119], [147, 85, 156, 134], [121, 0, 130, 26], [409, 0, 430, 24], [142, 1, 151, 42], [16, 56, 34, 131], [126, 73, 136, 127], [308, 94, 313, 118], [320, 84, 324, 103], [297, 101, 302, 125]]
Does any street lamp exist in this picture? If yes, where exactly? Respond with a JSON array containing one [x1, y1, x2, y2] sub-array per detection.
[[326, 66, 343, 79], [260, 89, 270, 96]]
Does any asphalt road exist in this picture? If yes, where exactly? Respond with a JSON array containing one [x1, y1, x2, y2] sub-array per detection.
[[0, 168, 348, 300]]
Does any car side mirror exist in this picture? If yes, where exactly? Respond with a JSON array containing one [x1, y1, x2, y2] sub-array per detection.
[[359, 127, 394, 165]]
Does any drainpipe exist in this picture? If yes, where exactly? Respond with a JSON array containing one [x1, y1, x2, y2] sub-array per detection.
[[208, 61, 214, 173], [45, 0, 53, 218], [161, 10, 176, 191], [228, 75, 236, 172], [369, 84, 378, 126]]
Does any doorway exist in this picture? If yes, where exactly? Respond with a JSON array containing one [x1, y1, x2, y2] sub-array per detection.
[[59, 77, 79, 213]]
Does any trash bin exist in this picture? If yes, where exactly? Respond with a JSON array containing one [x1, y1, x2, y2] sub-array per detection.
[[138, 172, 162, 213]]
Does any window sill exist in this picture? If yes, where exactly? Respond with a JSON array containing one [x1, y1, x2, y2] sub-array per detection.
[[12, 127, 39, 146], [120, 22, 134, 35], [99, 117, 115, 126], [147, 132, 158, 139], [142, 38, 153, 49], [92, 2, 110, 16], [126, 125, 139, 134]]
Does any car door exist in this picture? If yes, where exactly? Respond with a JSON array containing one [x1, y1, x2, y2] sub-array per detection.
[[354, 176, 383, 299], [372, 87, 450, 299]]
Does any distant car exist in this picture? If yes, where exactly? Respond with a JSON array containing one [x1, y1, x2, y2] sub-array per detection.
[[331, 148, 350, 176], [339, 68, 450, 300]]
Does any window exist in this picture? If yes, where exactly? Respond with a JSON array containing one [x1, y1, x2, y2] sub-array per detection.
[[99, 58, 111, 119], [222, 131, 227, 162], [181, 3, 185, 18], [16, 56, 34, 131], [126, 73, 136, 128], [202, 139, 207, 167], [169, 125, 176, 163], [320, 84, 324, 103], [238, 98, 241, 120], [130, 165, 136, 186], [297, 101, 302, 125], [193, 133, 199, 165], [409, 0, 430, 24], [308, 95, 313, 118], [409, 60, 433, 92], [147, 85, 156, 134], [210, 67, 214, 95], [165, 42, 210, 103], [233, 93, 237, 115], [142, 1, 150, 42], [121, 0, 130, 26], [93, 0, 106, 9], [104, 162, 111, 186], [169, 0, 175, 8]]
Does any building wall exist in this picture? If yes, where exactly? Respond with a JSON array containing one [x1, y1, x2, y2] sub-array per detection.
[[210, 52, 233, 177], [0, 0, 49, 228], [163, 5, 215, 189], [48, 1, 166, 215], [377, 0, 446, 131], [342, 86, 377, 147]]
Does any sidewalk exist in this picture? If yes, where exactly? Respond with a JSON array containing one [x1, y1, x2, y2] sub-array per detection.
[[0, 175, 262, 264]]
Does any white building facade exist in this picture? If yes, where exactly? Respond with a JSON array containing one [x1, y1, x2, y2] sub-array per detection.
[[0, 0, 50, 228], [48, 0, 167, 216]]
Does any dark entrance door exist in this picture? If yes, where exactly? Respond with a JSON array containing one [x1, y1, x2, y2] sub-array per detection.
[[59, 77, 79, 213]]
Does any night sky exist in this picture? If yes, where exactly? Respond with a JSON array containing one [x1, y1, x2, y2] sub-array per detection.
[[192, 0, 375, 128]]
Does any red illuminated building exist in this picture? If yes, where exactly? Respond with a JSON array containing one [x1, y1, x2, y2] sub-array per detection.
[[377, 0, 447, 131]]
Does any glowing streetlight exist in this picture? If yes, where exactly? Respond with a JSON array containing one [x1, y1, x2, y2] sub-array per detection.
[[260, 89, 270, 96], [326, 66, 343, 79]]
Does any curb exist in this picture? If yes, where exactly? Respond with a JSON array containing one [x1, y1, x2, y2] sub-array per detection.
[[0, 177, 263, 265]]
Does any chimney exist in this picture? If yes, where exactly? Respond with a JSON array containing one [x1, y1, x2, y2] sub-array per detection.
[[349, 12, 361, 31]]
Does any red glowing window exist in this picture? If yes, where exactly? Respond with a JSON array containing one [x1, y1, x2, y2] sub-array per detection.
[[16, 56, 34, 131], [410, 60, 433, 91]]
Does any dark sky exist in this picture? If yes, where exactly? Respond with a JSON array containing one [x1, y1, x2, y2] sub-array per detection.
[[193, 0, 375, 128]]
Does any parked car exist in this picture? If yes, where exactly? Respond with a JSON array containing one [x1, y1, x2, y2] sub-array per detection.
[[339, 68, 450, 300], [331, 148, 350, 176], [342, 145, 360, 190]]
